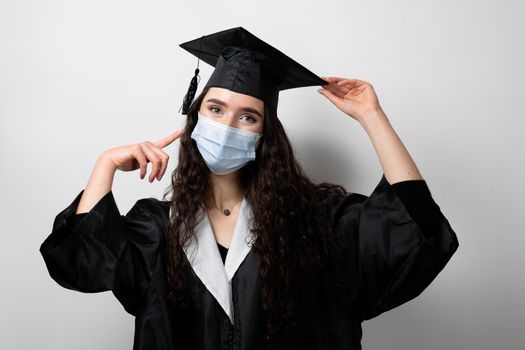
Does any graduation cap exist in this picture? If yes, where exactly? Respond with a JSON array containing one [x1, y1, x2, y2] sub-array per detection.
[[178, 26, 329, 115]]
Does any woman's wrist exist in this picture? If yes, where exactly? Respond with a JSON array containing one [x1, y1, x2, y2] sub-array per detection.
[[359, 108, 389, 131], [96, 152, 118, 173]]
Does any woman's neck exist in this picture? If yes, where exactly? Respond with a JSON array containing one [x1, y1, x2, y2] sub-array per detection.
[[208, 170, 245, 208]]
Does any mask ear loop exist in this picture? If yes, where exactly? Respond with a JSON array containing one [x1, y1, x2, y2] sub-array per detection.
[[179, 35, 203, 115]]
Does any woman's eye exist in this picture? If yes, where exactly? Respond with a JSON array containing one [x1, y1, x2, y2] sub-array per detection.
[[210, 106, 221, 114], [241, 114, 256, 122]]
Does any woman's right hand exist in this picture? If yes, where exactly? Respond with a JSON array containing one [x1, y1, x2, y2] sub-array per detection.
[[100, 129, 184, 182]]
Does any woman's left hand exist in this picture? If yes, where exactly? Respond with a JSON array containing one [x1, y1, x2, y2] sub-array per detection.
[[318, 77, 384, 124]]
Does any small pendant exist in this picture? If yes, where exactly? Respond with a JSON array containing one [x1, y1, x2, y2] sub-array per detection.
[[223, 209, 231, 216]]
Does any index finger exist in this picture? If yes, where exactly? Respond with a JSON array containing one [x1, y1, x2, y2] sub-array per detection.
[[154, 129, 184, 148], [336, 78, 367, 87], [321, 76, 348, 86]]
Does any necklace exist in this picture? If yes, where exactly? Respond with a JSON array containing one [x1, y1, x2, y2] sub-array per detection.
[[207, 196, 244, 216]]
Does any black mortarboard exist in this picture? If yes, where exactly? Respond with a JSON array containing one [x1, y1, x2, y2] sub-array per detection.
[[178, 26, 329, 115]]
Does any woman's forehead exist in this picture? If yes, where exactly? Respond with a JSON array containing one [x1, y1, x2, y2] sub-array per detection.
[[205, 87, 264, 110]]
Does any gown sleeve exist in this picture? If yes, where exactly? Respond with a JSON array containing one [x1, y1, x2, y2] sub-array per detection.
[[39, 189, 162, 316], [330, 174, 459, 321]]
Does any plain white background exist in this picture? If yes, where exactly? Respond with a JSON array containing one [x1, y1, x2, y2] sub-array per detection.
[[1, 0, 523, 349]]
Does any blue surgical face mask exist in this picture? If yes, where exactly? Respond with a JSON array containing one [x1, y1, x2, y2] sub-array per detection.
[[190, 112, 262, 175]]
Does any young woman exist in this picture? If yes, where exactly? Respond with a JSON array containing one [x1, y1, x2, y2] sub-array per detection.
[[40, 27, 459, 350]]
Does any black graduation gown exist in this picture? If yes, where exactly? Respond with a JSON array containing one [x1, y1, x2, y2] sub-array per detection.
[[39, 174, 459, 349]]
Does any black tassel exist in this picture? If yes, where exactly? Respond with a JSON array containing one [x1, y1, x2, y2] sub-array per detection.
[[179, 35, 204, 116], [178, 67, 200, 115]]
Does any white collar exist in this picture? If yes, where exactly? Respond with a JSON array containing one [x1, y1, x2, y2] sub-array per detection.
[[179, 197, 255, 325]]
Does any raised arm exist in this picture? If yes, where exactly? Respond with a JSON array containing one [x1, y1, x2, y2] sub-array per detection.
[[319, 77, 458, 320], [40, 130, 182, 314], [318, 77, 422, 184]]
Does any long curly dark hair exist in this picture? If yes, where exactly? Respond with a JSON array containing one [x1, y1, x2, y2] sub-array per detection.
[[161, 86, 354, 347]]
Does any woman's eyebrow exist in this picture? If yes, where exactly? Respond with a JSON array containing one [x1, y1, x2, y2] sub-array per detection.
[[206, 98, 263, 118]]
